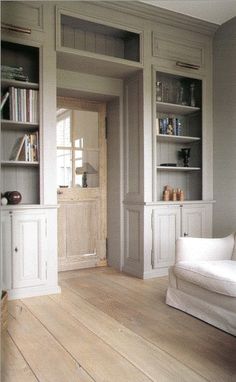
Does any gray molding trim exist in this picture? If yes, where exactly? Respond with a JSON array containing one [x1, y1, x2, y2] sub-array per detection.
[[94, 1, 218, 36]]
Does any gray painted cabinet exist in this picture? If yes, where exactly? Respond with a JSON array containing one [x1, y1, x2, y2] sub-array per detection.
[[1, 1, 216, 282], [1, 2, 60, 298]]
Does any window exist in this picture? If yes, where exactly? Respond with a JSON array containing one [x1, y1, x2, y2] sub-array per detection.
[[56, 108, 99, 188]]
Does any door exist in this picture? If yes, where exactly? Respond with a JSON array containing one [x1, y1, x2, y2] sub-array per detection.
[[181, 204, 212, 238], [152, 206, 181, 269], [57, 97, 107, 271], [12, 212, 47, 289]]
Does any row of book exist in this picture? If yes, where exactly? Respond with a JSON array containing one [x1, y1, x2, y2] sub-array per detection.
[[156, 118, 182, 136], [8, 86, 39, 123], [9, 133, 39, 162], [1, 65, 29, 82]]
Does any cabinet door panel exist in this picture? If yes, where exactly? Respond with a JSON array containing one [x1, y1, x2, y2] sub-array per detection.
[[152, 207, 181, 268], [1, 212, 12, 290], [152, 32, 205, 71], [12, 213, 46, 288], [182, 205, 211, 238]]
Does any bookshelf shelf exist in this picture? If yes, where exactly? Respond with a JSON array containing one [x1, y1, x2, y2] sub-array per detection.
[[156, 134, 200, 143], [155, 70, 203, 203], [1, 119, 39, 131], [1, 160, 39, 167], [1, 40, 40, 204], [1, 78, 39, 90], [157, 166, 201, 172], [156, 101, 200, 115]]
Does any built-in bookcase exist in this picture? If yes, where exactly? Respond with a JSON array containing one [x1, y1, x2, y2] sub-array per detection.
[[1, 41, 40, 204], [154, 70, 202, 201], [56, 8, 143, 78]]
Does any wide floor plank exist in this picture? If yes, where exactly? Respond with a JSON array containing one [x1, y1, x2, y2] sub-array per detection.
[[51, 285, 206, 382], [1, 331, 37, 382], [61, 269, 236, 382], [3, 268, 236, 382], [7, 301, 93, 382], [22, 296, 153, 382]]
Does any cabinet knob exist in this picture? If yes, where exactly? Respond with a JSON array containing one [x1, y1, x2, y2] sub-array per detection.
[[14, 247, 18, 252], [184, 232, 189, 237]]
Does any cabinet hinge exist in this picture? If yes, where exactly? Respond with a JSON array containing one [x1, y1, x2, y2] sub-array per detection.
[[105, 117, 108, 139]]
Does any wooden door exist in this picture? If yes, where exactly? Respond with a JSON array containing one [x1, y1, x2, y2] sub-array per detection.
[[12, 212, 47, 289], [57, 97, 107, 271]]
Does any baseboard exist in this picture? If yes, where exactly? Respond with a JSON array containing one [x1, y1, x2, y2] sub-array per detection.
[[7, 285, 61, 300], [143, 267, 168, 279]]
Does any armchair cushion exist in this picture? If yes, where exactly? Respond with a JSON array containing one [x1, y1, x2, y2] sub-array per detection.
[[176, 234, 235, 263], [174, 260, 236, 297]]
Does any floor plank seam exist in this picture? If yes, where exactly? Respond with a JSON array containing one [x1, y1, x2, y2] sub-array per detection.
[[62, 274, 213, 382], [7, 329, 40, 382], [59, 282, 209, 382], [47, 293, 155, 382], [19, 299, 97, 382]]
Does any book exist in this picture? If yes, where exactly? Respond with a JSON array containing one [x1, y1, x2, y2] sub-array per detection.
[[1, 91, 9, 111], [8, 86, 39, 122], [9, 135, 28, 161]]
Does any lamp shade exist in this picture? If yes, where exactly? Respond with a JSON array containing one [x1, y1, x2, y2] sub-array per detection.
[[75, 162, 97, 175]]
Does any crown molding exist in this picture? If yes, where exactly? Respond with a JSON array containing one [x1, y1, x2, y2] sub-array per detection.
[[93, 1, 218, 36]]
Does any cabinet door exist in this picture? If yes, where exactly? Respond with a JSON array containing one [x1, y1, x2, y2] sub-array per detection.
[[1, 212, 12, 290], [152, 206, 181, 269], [182, 205, 212, 238], [152, 32, 205, 73], [12, 212, 47, 289]]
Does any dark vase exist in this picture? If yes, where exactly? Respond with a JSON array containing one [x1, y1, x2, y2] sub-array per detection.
[[180, 148, 191, 167]]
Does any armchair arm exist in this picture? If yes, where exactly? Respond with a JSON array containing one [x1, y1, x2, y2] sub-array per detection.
[[176, 234, 235, 263]]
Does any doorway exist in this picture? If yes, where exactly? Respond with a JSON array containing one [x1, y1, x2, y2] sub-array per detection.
[[56, 97, 107, 271]]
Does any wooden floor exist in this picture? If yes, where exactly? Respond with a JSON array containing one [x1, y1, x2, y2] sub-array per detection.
[[1, 267, 236, 382]]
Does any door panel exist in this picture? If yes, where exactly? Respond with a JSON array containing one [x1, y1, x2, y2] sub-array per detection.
[[152, 206, 181, 269], [1, 212, 12, 290], [182, 205, 206, 238], [57, 98, 107, 271], [12, 213, 46, 288]]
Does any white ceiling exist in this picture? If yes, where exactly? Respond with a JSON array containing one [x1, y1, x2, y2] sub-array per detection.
[[139, 0, 236, 25]]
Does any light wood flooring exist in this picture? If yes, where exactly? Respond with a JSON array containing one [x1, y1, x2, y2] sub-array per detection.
[[1, 267, 236, 382]]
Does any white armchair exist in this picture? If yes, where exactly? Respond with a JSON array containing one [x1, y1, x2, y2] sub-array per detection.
[[166, 233, 236, 336]]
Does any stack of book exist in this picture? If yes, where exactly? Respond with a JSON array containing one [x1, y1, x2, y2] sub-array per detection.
[[1, 65, 29, 82], [9, 133, 39, 162], [9, 86, 39, 123], [156, 118, 182, 136]]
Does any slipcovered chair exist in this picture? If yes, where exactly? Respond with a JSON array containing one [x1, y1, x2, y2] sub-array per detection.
[[166, 233, 236, 336]]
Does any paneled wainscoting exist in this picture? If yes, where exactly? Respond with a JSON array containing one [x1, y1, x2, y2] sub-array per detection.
[[2, 267, 236, 381]]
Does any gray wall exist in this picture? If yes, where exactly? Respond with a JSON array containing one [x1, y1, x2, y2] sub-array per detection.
[[213, 17, 236, 236]]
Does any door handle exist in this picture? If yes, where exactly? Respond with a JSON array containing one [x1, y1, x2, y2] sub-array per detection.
[[176, 61, 200, 70], [183, 232, 189, 237], [14, 247, 18, 252]]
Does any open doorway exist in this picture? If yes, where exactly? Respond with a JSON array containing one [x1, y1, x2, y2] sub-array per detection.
[[56, 97, 107, 271]]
